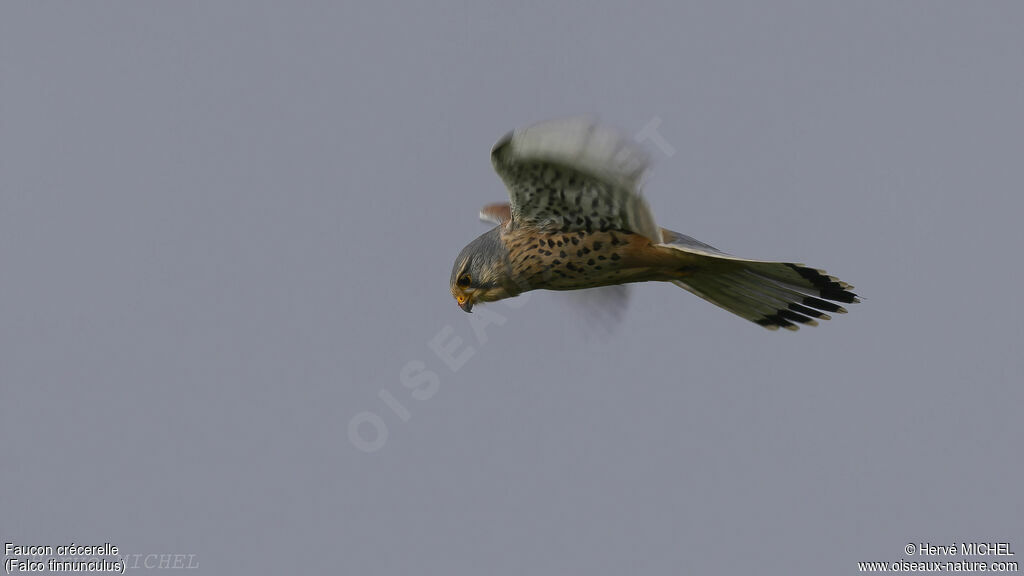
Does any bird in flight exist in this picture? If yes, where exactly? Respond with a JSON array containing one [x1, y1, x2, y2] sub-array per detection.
[[449, 118, 859, 330]]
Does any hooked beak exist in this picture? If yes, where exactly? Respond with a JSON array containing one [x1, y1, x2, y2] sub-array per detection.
[[457, 293, 473, 313]]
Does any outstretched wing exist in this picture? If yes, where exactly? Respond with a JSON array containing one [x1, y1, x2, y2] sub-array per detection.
[[660, 229, 860, 331], [491, 118, 662, 242], [478, 202, 511, 225]]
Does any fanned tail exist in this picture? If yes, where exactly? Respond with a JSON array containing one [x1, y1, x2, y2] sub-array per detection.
[[659, 230, 859, 331]]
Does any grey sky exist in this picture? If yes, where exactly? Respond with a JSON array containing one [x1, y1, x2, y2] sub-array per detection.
[[2, 2, 1021, 574]]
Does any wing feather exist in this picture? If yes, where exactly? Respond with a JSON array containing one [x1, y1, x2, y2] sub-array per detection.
[[491, 118, 662, 242], [479, 202, 511, 225]]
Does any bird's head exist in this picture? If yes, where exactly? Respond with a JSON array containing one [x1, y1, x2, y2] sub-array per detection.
[[450, 227, 516, 312]]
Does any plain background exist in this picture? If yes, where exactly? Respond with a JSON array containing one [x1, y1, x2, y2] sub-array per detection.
[[2, 2, 1021, 574]]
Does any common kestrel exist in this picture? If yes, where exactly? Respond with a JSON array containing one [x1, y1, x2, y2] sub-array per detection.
[[449, 118, 859, 330]]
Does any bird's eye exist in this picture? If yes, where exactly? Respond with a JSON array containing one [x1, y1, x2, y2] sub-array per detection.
[[457, 274, 471, 287]]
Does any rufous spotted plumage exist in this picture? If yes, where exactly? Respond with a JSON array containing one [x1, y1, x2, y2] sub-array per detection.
[[450, 118, 859, 330]]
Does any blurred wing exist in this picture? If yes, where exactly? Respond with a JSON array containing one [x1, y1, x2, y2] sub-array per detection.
[[479, 202, 511, 225], [490, 118, 662, 242], [557, 284, 631, 335], [660, 229, 860, 331]]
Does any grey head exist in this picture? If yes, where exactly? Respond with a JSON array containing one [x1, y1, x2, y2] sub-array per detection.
[[449, 227, 515, 312]]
